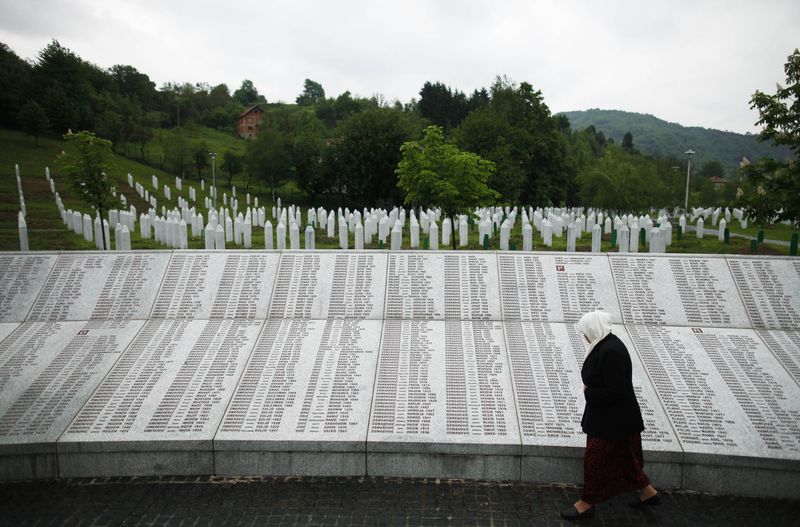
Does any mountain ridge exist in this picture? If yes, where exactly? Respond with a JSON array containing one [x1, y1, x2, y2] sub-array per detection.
[[558, 109, 791, 174]]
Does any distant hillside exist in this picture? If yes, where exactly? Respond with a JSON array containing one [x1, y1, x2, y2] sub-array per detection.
[[559, 109, 792, 174]]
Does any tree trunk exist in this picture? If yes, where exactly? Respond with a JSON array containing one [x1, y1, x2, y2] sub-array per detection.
[[99, 211, 107, 251]]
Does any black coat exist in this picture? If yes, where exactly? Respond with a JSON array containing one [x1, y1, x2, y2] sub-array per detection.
[[580, 333, 645, 439]]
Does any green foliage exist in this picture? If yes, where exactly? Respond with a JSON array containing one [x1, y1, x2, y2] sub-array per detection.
[[55, 131, 120, 249], [17, 100, 49, 146], [621, 131, 634, 153], [736, 184, 777, 228], [233, 79, 266, 105], [221, 151, 244, 187], [290, 117, 328, 199], [397, 125, 498, 248], [746, 49, 800, 227], [0, 43, 32, 128], [576, 145, 669, 213], [417, 82, 470, 132], [296, 79, 325, 105], [329, 108, 418, 205], [453, 77, 573, 205], [246, 127, 292, 200]]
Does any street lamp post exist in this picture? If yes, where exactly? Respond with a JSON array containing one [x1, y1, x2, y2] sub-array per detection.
[[209, 152, 217, 211], [684, 149, 695, 213]]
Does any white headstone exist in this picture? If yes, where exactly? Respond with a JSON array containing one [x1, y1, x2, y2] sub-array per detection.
[[276, 222, 286, 250], [696, 217, 705, 239], [459, 217, 468, 247], [591, 223, 602, 252], [305, 225, 315, 249], [429, 221, 438, 250], [566, 222, 576, 252], [18, 212, 28, 251], [522, 222, 532, 251], [215, 224, 225, 249], [264, 221, 273, 250], [618, 225, 630, 253], [354, 223, 364, 250], [290, 222, 300, 250], [718, 218, 727, 242], [391, 222, 402, 251]]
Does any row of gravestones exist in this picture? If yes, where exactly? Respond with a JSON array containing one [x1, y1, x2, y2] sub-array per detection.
[[0, 250, 798, 498]]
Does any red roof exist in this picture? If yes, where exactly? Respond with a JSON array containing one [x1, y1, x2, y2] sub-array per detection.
[[237, 105, 264, 119]]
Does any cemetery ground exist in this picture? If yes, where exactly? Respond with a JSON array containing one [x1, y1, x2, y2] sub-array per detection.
[[2, 128, 796, 254]]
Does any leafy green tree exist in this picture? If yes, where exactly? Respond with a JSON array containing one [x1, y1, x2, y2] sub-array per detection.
[[417, 81, 470, 132], [233, 79, 266, 105], [328, 108, 417, 205], [397, 125, 499, 248], [296, 79, 325, 105], [192, 141, 209, 180], [164, 131, 192, 177], [576, 145, 668, 213], [221, 151, 244, 187], [17, 100, 49, 146], [0, 43, 33, 128], [746, 48, 800, 227], [621, 131, 635, 153], [246, 127, 292, 200], [291, 117, 328, 200], [55, 131, 120, 250]]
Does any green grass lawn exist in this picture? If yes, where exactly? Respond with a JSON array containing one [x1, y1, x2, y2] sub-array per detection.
[[1, 128, 797, 255]]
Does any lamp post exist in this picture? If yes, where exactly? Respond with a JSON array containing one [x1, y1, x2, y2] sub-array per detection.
[[684, 149, 695, 213], [209, 152, 217, 211]]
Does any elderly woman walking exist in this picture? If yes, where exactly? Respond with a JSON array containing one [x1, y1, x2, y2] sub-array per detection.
[[560, 310, 660, 520]]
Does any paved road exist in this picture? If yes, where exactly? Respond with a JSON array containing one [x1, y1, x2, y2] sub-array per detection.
[[1, 476, 795, 526]]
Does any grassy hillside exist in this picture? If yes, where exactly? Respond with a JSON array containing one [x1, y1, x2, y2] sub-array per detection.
[[560, 109, 793, 174]]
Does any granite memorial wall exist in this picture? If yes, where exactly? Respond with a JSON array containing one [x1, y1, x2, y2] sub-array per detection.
[[0, 250, 798, 497]]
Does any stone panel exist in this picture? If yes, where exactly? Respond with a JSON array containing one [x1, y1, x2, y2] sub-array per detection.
[[58, 319, 263, 477], [384, 253, 501, 320], [610, 255, 750, 327], [498, 254, 621, 322], [268, 252, 387, 319], [756, 329, 800, 387], [627, 325, 800, 465], [0, 320, 144, 479], [27, 253, 170, 321], [727, 257, 800, 329], [215, 319, 381, 476], [151, 252, 278, 319], [0, 254, 57, 322]]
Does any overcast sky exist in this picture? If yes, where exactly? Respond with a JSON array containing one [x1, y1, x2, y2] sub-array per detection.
[[1, 0, 798, 134]]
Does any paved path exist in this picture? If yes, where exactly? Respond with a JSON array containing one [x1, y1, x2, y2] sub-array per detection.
[[1, 476, 795, 526]]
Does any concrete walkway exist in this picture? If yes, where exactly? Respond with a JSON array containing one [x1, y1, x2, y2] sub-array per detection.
[[1, 476, 795, 526]]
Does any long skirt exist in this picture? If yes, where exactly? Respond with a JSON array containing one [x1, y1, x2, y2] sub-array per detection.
[[580, 433, 651, 504]]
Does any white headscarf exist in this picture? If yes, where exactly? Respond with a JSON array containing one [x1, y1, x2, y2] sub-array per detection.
[[578, 310, 613, 354]]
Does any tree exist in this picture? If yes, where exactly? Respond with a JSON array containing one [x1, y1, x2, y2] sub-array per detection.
[[747, 48, 800, 227], [190, 141, 209, 180], [621, 131, 635, 153], [234, 79, 265, 105], [246, 127, 292, 200], [291, 117, 329, 200], [296, 79, 325, 105], [0, 43, 33, 128], [55, 131, 120, 250], [221, 151, 244, 187], [328, 108, 417, 205], [417, 81, 470, 132], [397, 125, 499, 249], [17, 100, 49, 146]]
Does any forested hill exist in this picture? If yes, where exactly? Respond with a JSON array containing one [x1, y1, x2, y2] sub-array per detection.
[[559, 109, 792, 173]]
